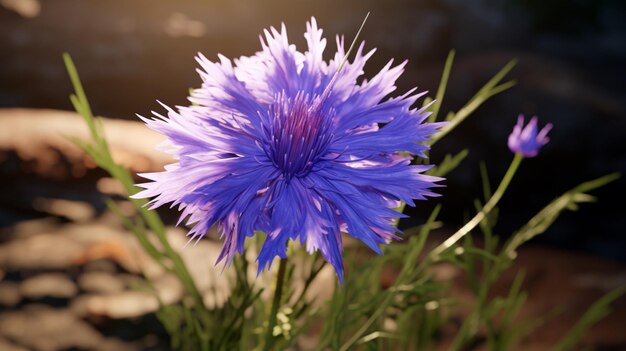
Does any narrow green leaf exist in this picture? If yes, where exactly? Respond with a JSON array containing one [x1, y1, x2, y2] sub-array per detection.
[[479, 162, 492, 202], [426, 149, 469, 177], [427, 50, 455, 123], [573, 172, 620, 193], [553, 286, 625, 351], [430, 59, 517, 145], [63, 53, 93, 119], [504, 173, 620, 258]]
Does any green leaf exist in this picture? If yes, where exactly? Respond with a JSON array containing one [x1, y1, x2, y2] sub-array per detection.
[[553, 286, 626, 351], [427, 50, 455, 123], [426, 149, 469, 177], [504, 173, 620, 258], [430, 59, 517, 145]]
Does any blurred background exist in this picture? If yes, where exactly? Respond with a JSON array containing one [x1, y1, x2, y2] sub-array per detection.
[[0, 0, 625, 350]]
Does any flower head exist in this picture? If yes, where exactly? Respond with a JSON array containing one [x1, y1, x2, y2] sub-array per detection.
[[507, 115, 552, 158], [134, 18, 444, 282]]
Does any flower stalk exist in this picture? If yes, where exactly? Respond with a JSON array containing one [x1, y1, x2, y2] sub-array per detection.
[[264, 258, 288, 351], [430, 152, 524, 259]]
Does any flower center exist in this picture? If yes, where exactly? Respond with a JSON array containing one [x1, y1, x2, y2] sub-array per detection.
[[268, 92, 333, 179]]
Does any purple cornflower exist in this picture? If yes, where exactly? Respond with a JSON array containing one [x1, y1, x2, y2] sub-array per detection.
[[134, 18, 443, 281], [507, 115, 553, 158]]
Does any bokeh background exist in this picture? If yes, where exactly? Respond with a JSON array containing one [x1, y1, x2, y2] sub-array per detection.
[[0, 0, 625, 350]]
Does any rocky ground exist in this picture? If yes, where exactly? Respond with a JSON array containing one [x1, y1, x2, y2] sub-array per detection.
[[0, 109, 624, 350]]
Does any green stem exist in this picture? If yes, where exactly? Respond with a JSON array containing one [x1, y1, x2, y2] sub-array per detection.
[[339, 206, 440, 351], [109, 160, 207, 311], [264, 258, 288, 351], [430, 153, 523, 259], [339, 154, 522, 351]]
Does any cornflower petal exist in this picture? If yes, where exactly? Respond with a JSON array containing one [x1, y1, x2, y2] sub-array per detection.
[[507, 114, 553, 157], [134, 17, 445, 282]]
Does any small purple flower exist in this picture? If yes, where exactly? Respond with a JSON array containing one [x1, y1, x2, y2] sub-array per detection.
[[507, 115, 552, 158], [134, 18, 444, 281]]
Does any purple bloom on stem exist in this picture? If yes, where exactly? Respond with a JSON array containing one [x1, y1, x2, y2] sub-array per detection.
[[133, 18, 444, 282], [507, 115, 552, 158]]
